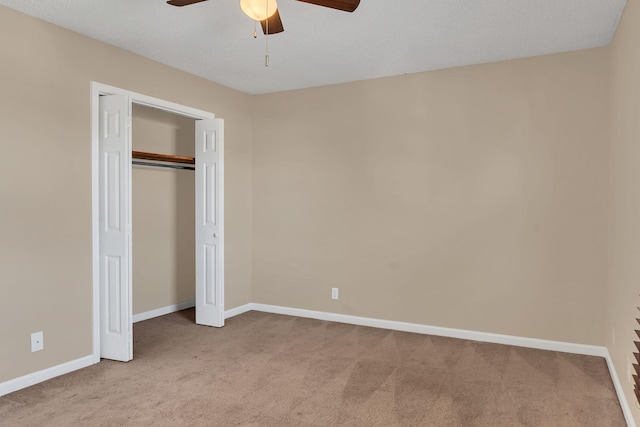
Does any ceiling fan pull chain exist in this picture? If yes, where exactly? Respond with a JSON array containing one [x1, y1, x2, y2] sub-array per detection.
[[253, 20, 257, 38], [265, 0, 269, 66], [265, 31, 269, 66]]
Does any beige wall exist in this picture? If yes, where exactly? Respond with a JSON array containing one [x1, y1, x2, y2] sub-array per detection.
[[0, 5, 253, 383], [252, 49, 610, 346], [608, 0, 640, 422], [131, 105, 195, 315]]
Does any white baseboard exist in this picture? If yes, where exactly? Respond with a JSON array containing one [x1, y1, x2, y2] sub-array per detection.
[[250, 303, 607, 357], [0, 355, 94, 398], [133, 301, 253, 324], [604, 349, 637, 427], [132, 300, 196, 323], [132, 300, 607, 358], [225, 303, 253, 319]]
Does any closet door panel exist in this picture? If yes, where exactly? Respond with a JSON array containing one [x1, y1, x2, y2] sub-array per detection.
[[98, 94, 132, 361], [195, 119, 224, 327]]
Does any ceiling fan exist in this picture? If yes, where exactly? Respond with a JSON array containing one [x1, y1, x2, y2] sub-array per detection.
[[166, 0, 361, 35]]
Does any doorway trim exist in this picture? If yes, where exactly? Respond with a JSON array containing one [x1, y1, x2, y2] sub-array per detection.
[[90, 82, 221, 363]]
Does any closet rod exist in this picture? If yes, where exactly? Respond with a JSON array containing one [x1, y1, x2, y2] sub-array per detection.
[[132, 161, 195, 171], [132, 150, 195, 165]]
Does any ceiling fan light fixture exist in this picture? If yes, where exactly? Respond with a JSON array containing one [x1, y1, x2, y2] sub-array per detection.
[[240, 0, 278, 21]]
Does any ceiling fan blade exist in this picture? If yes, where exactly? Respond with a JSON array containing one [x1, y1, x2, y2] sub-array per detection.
[[295, 0, 360, 12], [261, 10, 285, 35], [167, 0, 208, 6]]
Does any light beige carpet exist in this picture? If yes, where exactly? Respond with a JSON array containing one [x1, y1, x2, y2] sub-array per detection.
[[0, 309, 626, 426]]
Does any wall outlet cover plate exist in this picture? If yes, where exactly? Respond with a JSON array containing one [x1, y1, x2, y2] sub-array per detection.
[[31, 331, 44, 352]]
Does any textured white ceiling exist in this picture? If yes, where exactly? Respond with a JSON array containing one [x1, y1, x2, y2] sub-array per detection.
[[0, 0, 626, 94]]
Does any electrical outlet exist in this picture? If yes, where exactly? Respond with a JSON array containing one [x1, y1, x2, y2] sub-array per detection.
[[331, 287, 339, 300], [31, 331, 43, 352]]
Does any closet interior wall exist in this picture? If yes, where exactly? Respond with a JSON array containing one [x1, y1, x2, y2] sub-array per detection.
[[131, 104, 196, 315]]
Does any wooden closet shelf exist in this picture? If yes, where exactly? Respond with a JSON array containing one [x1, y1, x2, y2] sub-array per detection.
[[132, 151, 195, 165]]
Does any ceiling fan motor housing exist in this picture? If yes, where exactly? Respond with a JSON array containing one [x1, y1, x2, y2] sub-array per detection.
[[240, 0, 278, 21]]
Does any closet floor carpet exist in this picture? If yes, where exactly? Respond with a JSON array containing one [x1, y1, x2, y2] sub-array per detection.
[[0, 309, 626, 426]]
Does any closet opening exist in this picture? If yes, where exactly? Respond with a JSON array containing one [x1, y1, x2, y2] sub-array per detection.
[[91, 82, 224, 363], [131, 105, 196, 326]]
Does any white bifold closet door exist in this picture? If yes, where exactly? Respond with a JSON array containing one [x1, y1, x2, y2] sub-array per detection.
[[195, 119, 224, 328], [98, 97, 224, 361], [98, 94, 133, 362]]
